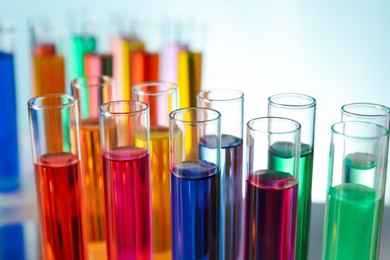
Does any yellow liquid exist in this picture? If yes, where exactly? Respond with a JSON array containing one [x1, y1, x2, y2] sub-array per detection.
[[79, 119, 107, 259], [150, 127, 172, 259]]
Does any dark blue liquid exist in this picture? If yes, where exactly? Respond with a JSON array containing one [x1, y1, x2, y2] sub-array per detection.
[[171, 160, 220, 260], [200, 134, 244, 260], [0, 51, 19, 192], [0, 224, 25, 259]]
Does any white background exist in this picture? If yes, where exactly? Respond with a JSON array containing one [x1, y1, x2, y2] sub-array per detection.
[[1, 1, 390, 203]]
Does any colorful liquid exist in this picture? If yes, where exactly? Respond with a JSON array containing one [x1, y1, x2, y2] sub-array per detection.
[[244, 170, 298, 260], [69, 35, 97, 80], [296, 144, 314, 260], [149, 128, 171, 259], [343, 152, 376, 187], [171, 160, 220, 260], [0, 51, 19, 192], [0, 224, 25, 259], [32, 44, 65, 96], [102, 147, 152, 260], [79, 119, 106, 258], [130, 52, 160, 87], [322, 183, 382, 260], [84, 53, 113, 77], [200, 134, 244, 260], [34, 153, 87, 260]]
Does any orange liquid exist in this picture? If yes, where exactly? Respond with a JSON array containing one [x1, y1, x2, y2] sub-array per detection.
[[34, 153, 87, 260], [150, 127, 172, 260], [79, 119, 107, 258], [32, 54, 65, 97]]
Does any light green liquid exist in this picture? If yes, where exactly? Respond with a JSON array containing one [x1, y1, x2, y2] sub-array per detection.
[[322, 183, 382, 260], [344, 152, 376, 188]]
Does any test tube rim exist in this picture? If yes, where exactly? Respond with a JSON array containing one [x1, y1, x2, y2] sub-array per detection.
[[169, 107, 221, 124], [247, 116, 301, 135], [27, 93, 77, 110], [99, 100, 148, 116], [132, 81, 178, 97], [268, 92, 316, 109], [331, 121, 389, 140], [197, 88, 244, 103]]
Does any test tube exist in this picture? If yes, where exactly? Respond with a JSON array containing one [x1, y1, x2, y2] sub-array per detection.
[[341, 102, 390, 129], [27, 94, 87, 259], [132, 82, 178, 260], [99, 100, 152, 259], [0, 21, 19, 192], [268, 93, 316, 260], [245, 117, 301, 260], [197, 88, 244, 260], [322, 121, 389, 259], [71, 76, 113, 259], [30, 18, 66, 96], [169, 107, 221, 259]]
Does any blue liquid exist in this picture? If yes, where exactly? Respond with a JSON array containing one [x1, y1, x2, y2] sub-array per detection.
[[0, 51, 19, 192], [171, 160, 220, 260], [200, 134, 244, 260], [0, 224, 25, 259]]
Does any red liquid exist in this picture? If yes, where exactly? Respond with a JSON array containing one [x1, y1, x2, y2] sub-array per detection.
[[102, 147, 152, 260], [244, 170, 298, 260], [34, 153, 87, 260]]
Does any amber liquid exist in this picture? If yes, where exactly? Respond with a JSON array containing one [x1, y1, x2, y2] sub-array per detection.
[[32, 44, 65, 96], [150, 127, 172, 259], [79, 119, 107, 259]]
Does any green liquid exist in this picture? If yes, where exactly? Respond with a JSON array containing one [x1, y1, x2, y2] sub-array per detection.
[[268, 141, 298, 175], [69, 35, 97, 80], [344, 152, 376, 188], [269, 142, 314, 260], [322, 183, 382, 260], [296, 144, 314, 260]]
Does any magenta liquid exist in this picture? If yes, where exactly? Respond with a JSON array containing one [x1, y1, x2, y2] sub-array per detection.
[[102, 147, 152, 260], [244, 170, 298, 260]]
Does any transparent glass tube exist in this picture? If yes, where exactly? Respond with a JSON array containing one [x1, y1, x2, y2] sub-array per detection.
[[245, 117, 301, 260], [30, 18, 67, 97], [71, 76, 113, 259], [132, 82, 178, 260], [341, 102, 390, 129], [322, 121, 389, 260], [99, 100, 152, 259], [27, 94, 87, 259], [197, 88, 244, 260], [169, 107, 221, 259], [268, 93, 316, 260], [0, 21, 19, 192]]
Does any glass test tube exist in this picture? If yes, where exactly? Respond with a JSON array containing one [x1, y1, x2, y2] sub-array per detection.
[[322, 121, 389, 259], [28, 94, 87, 260], [268, 93, 316, 260], [71, 76, 113, 259], [341, 102, 390, 129], [99, 100, 152, 259], [169, 107, 221, 260], [30, 18, 66, 96], [0, 21, 19, 192], [197, 88, 244, 260], [132, 82, 178, 260], [245, 117, 301, 260]]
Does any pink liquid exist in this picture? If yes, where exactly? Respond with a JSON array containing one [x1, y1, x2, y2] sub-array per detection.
[[244, 170, 298, 260], [102, 147, 152, 260], [34, 153, 87, 260]]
